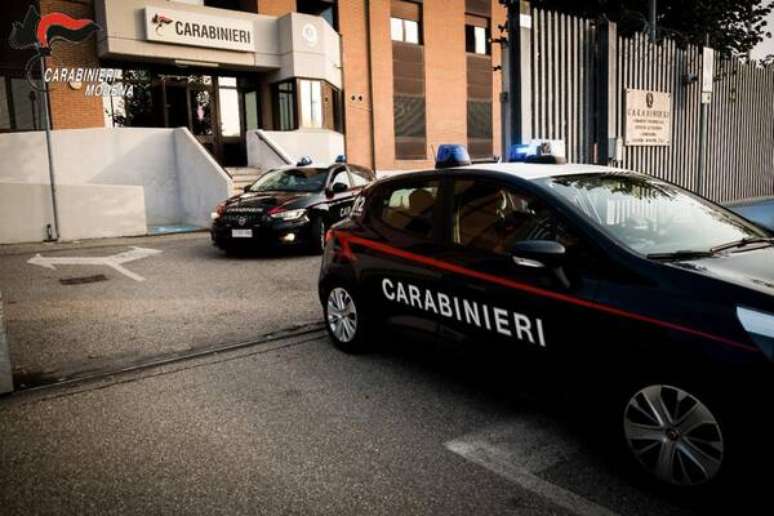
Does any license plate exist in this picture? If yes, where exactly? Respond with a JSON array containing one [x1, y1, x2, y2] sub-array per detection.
[[231, 229, 253, 238]]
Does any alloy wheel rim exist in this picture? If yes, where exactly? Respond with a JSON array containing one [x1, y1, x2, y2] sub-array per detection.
[[623, 385, 724, 486], [327, 287, 358, 343]]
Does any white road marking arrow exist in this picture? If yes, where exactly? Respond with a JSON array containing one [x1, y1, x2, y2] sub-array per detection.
[[27, 246, 162, 282]]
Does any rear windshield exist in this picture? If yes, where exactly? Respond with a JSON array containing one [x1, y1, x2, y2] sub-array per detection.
[[248, 167, 328, 193], [538, 173, 767, 255]]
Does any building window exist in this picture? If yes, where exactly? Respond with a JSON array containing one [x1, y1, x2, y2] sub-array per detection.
[[0, 75, 47, 132], [272, 79, 341, 132], [299, 79, 323, 129], [390, 1, 422, 44], [465, 17, 490, 55], [390, 18, 420, 44], [274, 80, 296, 131], [298, 0, 338, 31], [217, 76, 241, 137], [392, 1, 426, 160], [203, 0, 243, 11]]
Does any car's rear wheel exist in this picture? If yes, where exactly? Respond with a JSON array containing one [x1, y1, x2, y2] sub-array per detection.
[[622, 384, 726, 488], [323, 285, 370, 353]]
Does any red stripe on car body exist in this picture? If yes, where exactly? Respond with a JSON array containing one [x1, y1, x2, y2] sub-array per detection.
[[333, 231, 757, 353]]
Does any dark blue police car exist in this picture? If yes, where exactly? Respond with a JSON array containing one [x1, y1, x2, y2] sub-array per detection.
[[211, 158, 375, 253], [318, 143, 774, 489]]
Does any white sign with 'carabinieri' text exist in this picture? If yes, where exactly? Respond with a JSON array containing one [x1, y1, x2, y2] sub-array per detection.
[[144, 7, 254, 52], [624, 89, 672, 146]]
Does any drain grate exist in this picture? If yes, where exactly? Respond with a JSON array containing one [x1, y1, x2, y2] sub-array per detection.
[[59, 274, 108, 285]]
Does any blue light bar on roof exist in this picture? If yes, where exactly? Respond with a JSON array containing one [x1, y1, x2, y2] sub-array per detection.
[[297, 156, 313, 166], [435, 144, 472, 168], [508, 140, 567, 164]]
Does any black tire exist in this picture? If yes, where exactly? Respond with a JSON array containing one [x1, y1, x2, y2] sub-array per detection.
[[322, 283, 371, 354], [310, 216, 327, 254]]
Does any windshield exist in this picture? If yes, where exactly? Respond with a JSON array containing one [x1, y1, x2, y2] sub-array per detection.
[[248, 167, 328, 193], [538, 173, 768, 255]]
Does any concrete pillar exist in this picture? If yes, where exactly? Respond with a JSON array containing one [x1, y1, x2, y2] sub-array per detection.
[[504, 0, 532, 155], [0, 290, 13, 394]]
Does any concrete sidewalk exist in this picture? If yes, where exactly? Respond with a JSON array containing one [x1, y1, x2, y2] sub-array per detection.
[[0, 232, 322, 388]]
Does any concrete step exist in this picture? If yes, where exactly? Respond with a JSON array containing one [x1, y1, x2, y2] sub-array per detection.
[[227, 167, 262, 177], [226, 167, 262, 196]]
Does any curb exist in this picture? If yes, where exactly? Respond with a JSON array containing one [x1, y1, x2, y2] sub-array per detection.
[[0, 290, 13, 394]]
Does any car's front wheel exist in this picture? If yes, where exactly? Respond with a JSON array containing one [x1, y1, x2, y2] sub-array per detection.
[[323, 285, 371, 353], [310, 216, 326, 254], [621, 383, 726, 488]]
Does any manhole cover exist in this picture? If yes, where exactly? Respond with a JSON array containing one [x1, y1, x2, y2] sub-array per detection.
[[59, 274, 109, 285]]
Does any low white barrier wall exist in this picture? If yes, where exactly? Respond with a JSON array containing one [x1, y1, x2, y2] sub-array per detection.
[[246, 129, 344, 170], [0, 127, 231, 244], [175, 129, 232, 229]]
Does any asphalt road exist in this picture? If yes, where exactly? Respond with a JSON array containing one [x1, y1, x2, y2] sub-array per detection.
[[0, 330, 757, 515], [0, 233, 322, 385]]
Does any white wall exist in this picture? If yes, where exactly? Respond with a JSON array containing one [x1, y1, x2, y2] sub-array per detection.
[[0, 128, 181, 225], [0, 183, 54, 244], [0, 127, 230, 244], [57, 184, 147, 241], [247, 129, 344, 170], [246, 130, 294, 172], [175, 129, 232, 228]]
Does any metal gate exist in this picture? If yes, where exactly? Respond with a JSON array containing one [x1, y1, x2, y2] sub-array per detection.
[[521, 5, 774, 203]]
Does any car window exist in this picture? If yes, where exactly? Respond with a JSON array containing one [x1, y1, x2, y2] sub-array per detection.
[[348, 166, 372, 187], [539, 173, 768, 255], [330, 168, 352, 189], [452, 179, 578, 254], [249, 167, 328, 193], [375, 181, 440, 240]]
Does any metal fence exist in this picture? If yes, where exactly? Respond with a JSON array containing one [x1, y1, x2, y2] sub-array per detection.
[[526, 6, 774, 203], [530, 9, 596, 163]]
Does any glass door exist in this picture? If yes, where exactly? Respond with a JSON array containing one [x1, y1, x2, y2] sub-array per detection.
[[188, 76, 218, 160]]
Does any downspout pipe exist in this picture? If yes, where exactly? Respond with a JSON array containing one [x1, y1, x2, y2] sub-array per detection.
[[40, 57, 60, 242], [366, 0, 377, 172]]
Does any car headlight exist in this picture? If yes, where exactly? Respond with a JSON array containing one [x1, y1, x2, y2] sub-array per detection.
[[736, 306, 774, 360], [211, 202, 226, 220], [270, 208, 307, 222]]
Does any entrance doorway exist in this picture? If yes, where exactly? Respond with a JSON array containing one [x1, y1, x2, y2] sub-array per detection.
[[107, 71, 260, 166], [152, 76, 222, 161]]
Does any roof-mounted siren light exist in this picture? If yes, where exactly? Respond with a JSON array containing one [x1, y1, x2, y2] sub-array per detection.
[[435, 144, 472, 169], [509, 140, 567, 164], [334, 154, 346, 163], [297, 156, 313, 166]]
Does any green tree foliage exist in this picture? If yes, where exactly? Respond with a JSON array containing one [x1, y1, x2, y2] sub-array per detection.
[[528, 0, 774, 56]]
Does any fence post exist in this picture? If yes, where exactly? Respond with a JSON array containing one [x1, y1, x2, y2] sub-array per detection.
[[0, 290, 13, 394], [504, 0, 533, 153], [697, 47, 714, 196], [596, 19, 618, 165]]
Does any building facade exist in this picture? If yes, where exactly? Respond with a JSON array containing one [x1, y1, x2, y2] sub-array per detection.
[[2, 0, 506, 171]]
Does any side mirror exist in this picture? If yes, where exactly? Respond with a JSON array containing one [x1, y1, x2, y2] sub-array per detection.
[[511, 240, 570, 288], [329, 182, 348, 194], [511, 240, 566, 269]]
